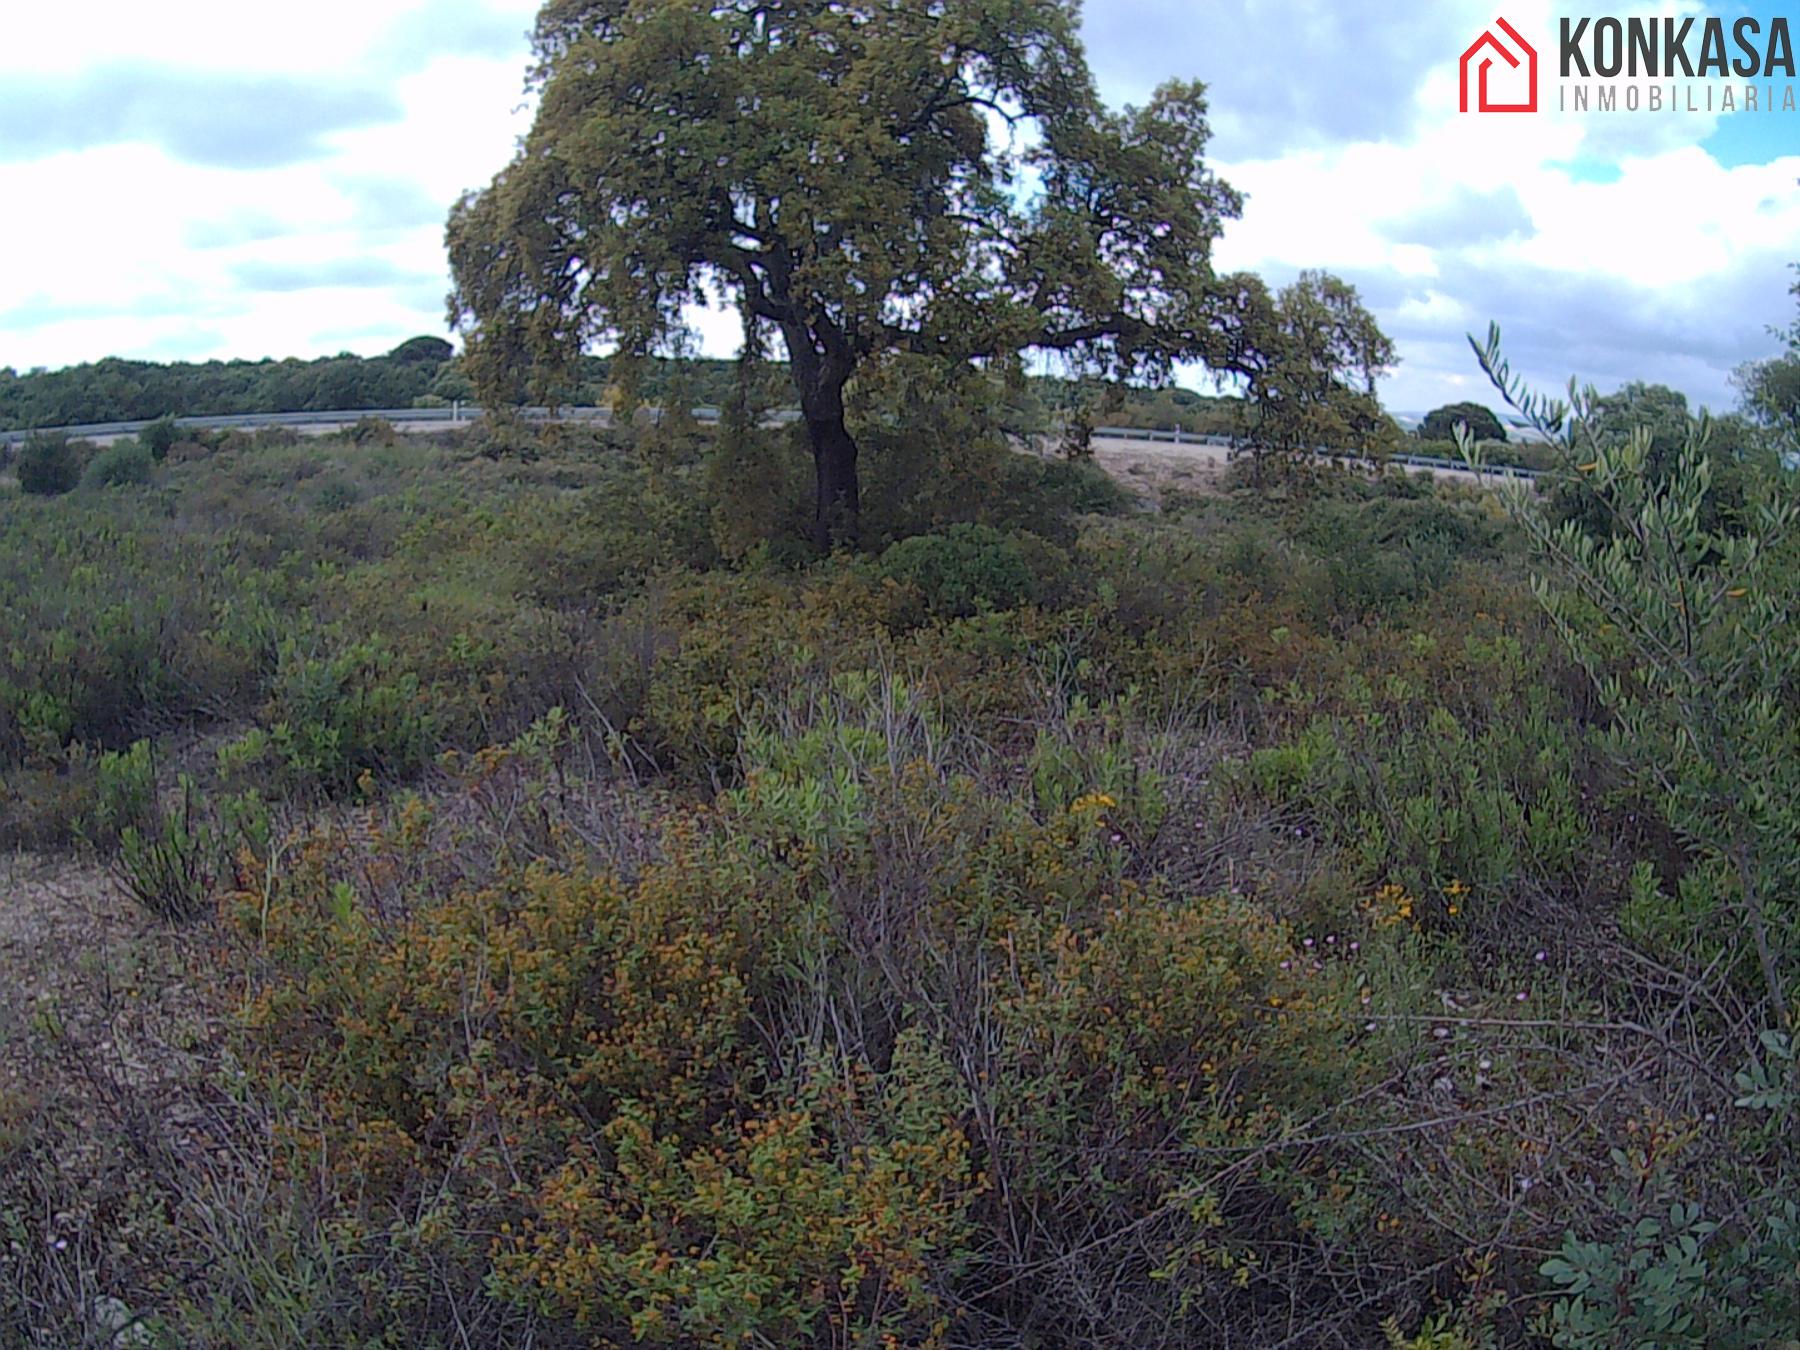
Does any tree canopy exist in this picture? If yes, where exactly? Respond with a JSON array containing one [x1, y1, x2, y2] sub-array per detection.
[[448, 0, 1393, 544], [1420, 400, 1506, 443], [1738, 267, 1800, 453], [388, 335, 456, 366]]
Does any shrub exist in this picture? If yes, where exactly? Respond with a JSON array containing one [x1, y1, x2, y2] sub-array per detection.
[[224, 698, 1362, 1345], [1538, 1126, 1800, 1347], [139, 415, 181, 462], [229, 637, 439, 796], [251, 424, 303, 449], [90, 738, 159, 847], [15, 432, 82, 496], [1294, 494, 1500, 617], [876, 523, 1034, 619], [306, 477, 361, 512], [349, 415, 397, 447], [0, 762, 100, 852], [994, 451, 1129, 528], [116, 776, 224, 922], [81, 439, 154, 490], [1473, 327, 1800, 1018]]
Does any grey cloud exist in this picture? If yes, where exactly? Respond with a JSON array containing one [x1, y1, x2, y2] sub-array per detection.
[[1381, 187, 1535, 249], [1082, 1, 1471, 159], [0, 66, 403, 168], [230, 258, 437, 293], [1367, 254, 1794, 413]]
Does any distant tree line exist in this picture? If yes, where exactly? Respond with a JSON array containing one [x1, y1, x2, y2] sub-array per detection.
[[0, 338, 777, 432], [1, 334, 1261, 445], [0, 338, 459, 431]]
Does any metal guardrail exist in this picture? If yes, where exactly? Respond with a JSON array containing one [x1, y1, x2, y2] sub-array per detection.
[[1, 406, 447, 446], [1088, 425, 1541, 480], [1, 409, 1539, 481], [0, 404, 814, 446]]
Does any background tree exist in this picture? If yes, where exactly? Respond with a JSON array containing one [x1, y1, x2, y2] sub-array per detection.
[[0, 351, 454, 430], [1738, 266, 1800, 455], [1420, 400, 1506, 443], [15, 432, 83, 496], [387, 335, 455, 367], [1233, 270, 1398, 474], [1534, 380, 1776, 540], [447, 0, 1378, 545]]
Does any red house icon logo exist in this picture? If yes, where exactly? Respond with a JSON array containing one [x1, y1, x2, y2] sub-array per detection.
[[1460, 17, 1538, 112]]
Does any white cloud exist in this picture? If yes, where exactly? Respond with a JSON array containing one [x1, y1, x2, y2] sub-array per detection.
[[0, 3, 540, 370], [0, 0, 1792, 419], [1200, 0, 1799, 411]]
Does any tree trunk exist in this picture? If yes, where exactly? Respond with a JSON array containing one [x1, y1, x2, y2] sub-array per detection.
[[806, 408, 860, 550], [776, 318, 862, 550]]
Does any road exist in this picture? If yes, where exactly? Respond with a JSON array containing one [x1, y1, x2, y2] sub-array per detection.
[[1, 409, 1539, 489]]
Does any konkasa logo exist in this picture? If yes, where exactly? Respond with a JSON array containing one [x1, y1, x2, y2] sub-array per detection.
[[1460, 13, 1798, 115], [1460, 16, 1539, 113]]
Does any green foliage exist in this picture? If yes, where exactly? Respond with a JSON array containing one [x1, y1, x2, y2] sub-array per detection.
[[1538, 1155, 1799, 1347], [387, 334, 453, 366], [139, 415, 180, 462], [81, 439, 153, 490], [347, 414, 396, 446], [90, 738, 159, 847], [0, 352, 446, 431], [876, 524, 1034, 619], [116, 776, 225, 923], [1472, 325, 1800, 1017], [1530, 380, 1772, 539], [1294, 493, 1502, 617], [218, 679, 1359, 1344], [448, 0, 1387, 540], [1421, 401, 1506, 443], [245, 638, 438, 797], [1736, 267, 1800, 455], [1238, 270, 1399, 470], [15, 431, 82, 496], [305, 476, 361, 512], [7, 381, 1798, 1346]]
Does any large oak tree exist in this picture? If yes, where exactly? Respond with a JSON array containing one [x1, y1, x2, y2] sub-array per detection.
[[448, 0, 1388, 543]]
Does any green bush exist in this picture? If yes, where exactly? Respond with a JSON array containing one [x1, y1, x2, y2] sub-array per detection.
[[1295, 494, 1499, 617], [90, 738, 159, 847], [116, 776, 225, 923], [1539, 1135, 1800, 1348], [235, 637, 439, 796], [81, 439, 154, 490], [139, 416, 181, 462], [876, 523, 1034, 619], [15, 432, 82, 496], [348, 415, 397, 446], [307, 477, 361, 512]]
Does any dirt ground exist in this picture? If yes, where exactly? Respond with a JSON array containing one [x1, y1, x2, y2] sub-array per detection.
[[0, 851, 215, 1144], [1089, 439, 1230, 496]]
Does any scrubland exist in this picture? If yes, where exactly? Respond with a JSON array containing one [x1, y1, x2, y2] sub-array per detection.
[[0, 409, 1793, 1347]]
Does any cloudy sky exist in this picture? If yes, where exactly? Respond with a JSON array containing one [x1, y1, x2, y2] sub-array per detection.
[[0, 1, 1795, 414]]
